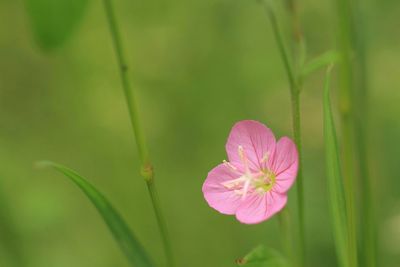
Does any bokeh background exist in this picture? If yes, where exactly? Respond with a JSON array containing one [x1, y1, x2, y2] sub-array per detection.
[[1, 0, 399, 266]]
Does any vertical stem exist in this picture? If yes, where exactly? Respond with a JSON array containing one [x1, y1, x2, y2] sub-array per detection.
[[102, 1, 175, 267], [285, 0, 306, 75], [102, 0, 148, 166], [352, 1, 376, 266], [146, 180, 175, 267], [335, 0, 359, 267], [285, 1, 306, 265], [262, 0, 296, 91], [261, 1, 304, 266], [290, 90, 305, 267]]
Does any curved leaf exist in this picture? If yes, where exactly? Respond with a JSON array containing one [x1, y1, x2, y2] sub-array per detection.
[[37, 161, 154, 267], [301, 50, 341, 78], [236, 245, 288, 267], [25, 0, 89, 50]]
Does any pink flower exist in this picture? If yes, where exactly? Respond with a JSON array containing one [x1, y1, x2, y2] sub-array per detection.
[[202, 120, 298, 224]]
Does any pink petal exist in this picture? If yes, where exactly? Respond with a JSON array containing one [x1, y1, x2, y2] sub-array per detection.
[[235, 192, 287, 224], [202, 164, 244, 215], [226, 120, 276, 172], [269, 137, 298, 193]]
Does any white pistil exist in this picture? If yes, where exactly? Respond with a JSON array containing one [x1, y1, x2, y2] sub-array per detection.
[[221, 176, 246, 189], [241, 178, 251, 200], [261, 151, 270, 164], [234, 189, 244, 195], [223, 160, 237, 172], [238, 145, 251, 175]]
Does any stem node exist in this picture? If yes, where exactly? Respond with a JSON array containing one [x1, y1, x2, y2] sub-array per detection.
[[102, 1, 174, 266], [141, 163, 154, 182]]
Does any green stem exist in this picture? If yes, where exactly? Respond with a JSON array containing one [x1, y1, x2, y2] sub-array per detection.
[[352, 1, 375, 267], [146, 180, 175, 267], [102, 1, 175, 266], [102, 0, 148, 166], [285, 0, 306, 75], [341, 117, 358, 267], [285, 1, 306, 265], [260, 1, 304, 266], [261, 0, 296, 92], [335, 0, 359, 267], [290, 90, 305, 267]]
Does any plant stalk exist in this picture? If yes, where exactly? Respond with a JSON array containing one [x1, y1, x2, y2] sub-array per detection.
[[351, 1, 376, 266], [261, 1, 304, 266], [102, 1, 175, 266], [285, 1, 306, 265], [335, 0, 359, 267]]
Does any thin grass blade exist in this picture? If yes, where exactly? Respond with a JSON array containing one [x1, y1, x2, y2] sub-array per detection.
[[323, 68, 350, 267], [37, 161, 154, 267]]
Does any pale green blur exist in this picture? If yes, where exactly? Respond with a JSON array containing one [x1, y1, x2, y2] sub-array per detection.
[[0, 0, 399, 266]]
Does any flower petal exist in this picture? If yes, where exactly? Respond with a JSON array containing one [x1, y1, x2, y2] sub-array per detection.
[[202, 164, 244, 215], [226, 120, 276, 171], [235, 192, 287, 224], [269, 137, 298, 193]]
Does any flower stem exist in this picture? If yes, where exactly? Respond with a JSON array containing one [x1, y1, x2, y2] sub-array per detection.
[[285, 1, 306, 265], [334, 0, 360, 267], [102, 1, 175, 266], [261, 0, 296, 92], [260, 1, 305, 266], [353, 2, 376, 267], [290, 90, 305, 267]]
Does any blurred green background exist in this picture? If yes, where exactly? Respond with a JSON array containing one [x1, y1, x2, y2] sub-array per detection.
[[0, 0, 399, 266]]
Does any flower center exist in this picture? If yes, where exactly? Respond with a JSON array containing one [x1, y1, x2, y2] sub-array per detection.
[[222, 145, 276, 199], [253, 170, 276, 192]]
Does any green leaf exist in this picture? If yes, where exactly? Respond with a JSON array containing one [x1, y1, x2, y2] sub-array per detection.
[[236, 245, 289, 267], [37, 161, 154, 267], [322, 68, 350, 267], [24, 0, 89, 50], [301, 50, 341, 78]]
